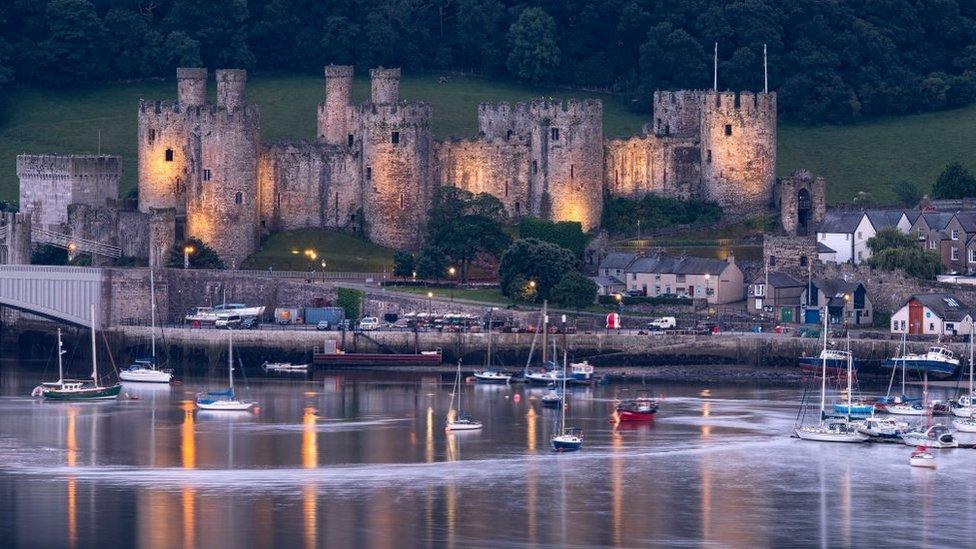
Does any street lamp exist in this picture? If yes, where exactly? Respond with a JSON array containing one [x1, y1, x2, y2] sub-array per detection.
[[183, 245, 195, 269], [704, 273, 711, 304], [426, 291, 434, 315], [448, 266, 457, 303]]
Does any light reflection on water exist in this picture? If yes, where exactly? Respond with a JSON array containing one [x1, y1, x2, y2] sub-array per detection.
[[1, 367, 974, 547]]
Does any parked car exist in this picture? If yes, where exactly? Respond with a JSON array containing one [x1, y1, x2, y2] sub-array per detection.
[[647, 316, 676, 331], [316, 320, 331, 331], [215, 314, 242, 329], [359, 316, 381, 331], [241, 317, 260, 330]]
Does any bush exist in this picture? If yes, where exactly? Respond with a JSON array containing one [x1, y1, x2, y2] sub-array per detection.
[[550, 272, 597, 310], [602, 195, 722, 236], [498, 238, 575, 301], [165, 237, 224, 270], [392, 250, 415, 277], [932, 162, 976, 199], [31, 245, 68, 265], [518, 217, 590, 258], [869, 248, 942, 280], [337, 287, 362, 320]]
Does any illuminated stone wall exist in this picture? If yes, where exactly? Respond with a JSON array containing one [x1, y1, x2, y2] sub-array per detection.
[[434, 138, 530, 220], [604, 135, 701, 200], [137, 100, 189, 213], [317, 65, 354, 145]]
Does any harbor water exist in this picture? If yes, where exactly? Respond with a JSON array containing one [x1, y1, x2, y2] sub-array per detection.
[[1, 360, 975, 547]]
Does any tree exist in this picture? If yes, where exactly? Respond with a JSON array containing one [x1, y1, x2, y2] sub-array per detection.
[[869, 248, 942, 280], [893, 180, 923, 208], [867, 227, 915, 254], [31, 245, 69, 266], [426, 187, 510, 280], [637, 23, 708, 94], [932, 162, 976, 199], [165, 237, 225, 269], [415, 246, 447, 280], [507, 7, 560, 82], [337, 287, 362, 320], [39, 0, 106, 85], [392, 250, 415, 277], [550, 272, 597, 310], [518, 217, 590, 259], [498, 238, 576, 301]]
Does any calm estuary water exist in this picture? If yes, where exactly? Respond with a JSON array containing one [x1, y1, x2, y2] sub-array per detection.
[[1, 359, 975, 548]]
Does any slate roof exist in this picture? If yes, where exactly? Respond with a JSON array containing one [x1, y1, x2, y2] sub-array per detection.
[[599, 252, 636, 271], [817, 211, 865, 234], [909, 294, 973, 322], [921, 212, 953, 231], [752, 271, 804, 287], [865, 210, 904, 231], [817, 242, 837, 254], [813, 278, 865, 307], [590, 275, 625, 287], [627, 254, 729, 276], [954, 212, 976, 232]]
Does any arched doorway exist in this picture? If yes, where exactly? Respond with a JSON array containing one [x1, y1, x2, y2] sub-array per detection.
[[797, 188, 812, 236]]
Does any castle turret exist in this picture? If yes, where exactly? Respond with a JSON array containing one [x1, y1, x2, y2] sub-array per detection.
[[360, 101, 433, 249], [138, 96, 189, 214], [216, 69, 247, 110], [177, 67, 207, 108], [699, 91, 776, 215], [370, 68, 400, 105], [318, 65, 354, 145], [185, 70, 261, 267]]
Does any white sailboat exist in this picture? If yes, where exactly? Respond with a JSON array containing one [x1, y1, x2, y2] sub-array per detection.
[[446, 360, 482, 431], [901, 362, 958, 448], [794, 307, 867, 443], [474, 307, 511, 383], [195, 329, 257, 411], [120, 269, 173, 383], [551, 349, 583, 451], [954, 333, 976, 432]]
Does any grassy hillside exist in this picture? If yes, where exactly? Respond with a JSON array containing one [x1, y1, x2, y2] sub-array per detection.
[[240, 229, 395, 272], [1, 71, 974, 206]]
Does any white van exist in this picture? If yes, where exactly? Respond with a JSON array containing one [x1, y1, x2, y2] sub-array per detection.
[[359, 316, 381, 331], [647, 316, 676, 331]]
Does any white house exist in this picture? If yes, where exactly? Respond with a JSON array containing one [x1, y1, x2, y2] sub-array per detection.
[[890, 294, 974, 336], [816, 211, 876, 264]]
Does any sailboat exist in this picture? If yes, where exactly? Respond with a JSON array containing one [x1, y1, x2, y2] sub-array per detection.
[[878, 334, 925, 416], [446, 359, 483, 431], [195, 329, 257, 411], [954, 334, 976, 432], [120, 269, 173, 383], [40, 306, 122, 401], [551, 350, 583, 451], [793, 307, 867, 443], [474, 307, 511, 383], [525, 301, 561, 384]]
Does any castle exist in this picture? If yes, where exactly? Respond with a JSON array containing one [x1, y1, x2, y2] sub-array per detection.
[[14, 66, 776, 268]]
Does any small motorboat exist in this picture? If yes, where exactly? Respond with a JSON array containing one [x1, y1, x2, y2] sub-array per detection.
[[541, 390, 562, 409], [885, 401, 926, 416], [799, 349, 860, 376], [883, 346, 960, 380], [473, 370, 512, 383], [525, 368, 560, 385], [794, 420, 869, 443], [858, 417, 910, 440], [614, 395, 659, 421], [952, 417, 976, 432], [551, 427, 583, 452], [951, 394, 976, 417], [910, 446, 936, 469], [568, 361, 598, 384], [902, 424, 958, 448], [262, 361, 309, 373]]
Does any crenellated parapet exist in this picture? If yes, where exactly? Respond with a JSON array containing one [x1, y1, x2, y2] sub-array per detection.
[[18, 154, 121, 230]]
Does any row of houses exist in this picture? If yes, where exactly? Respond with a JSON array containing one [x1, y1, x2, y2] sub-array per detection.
[[746, 272, 873, 326], [595, 252, 745, 304], [814, 208, 976, 274]]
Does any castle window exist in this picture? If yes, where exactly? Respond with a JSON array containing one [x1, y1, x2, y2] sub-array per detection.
[[706, 149, 712, 163], [570, 165, 574, 179], [203, 169, 211, 182], [532, 161, 537, 174], [551, 128, 559, 141], [391, 131, 400, 145], [507, 130, 513, 140], [665, 124, 670, 135], [366, 167, 372, 181], [724, 124, 732, 136], [348, 134, 354, 147], [234, 192, 243, 205], [148, 129, 156, 144], [800, 256, 808, 267], [504, 181, 509, 197], [399, 194, 404, 209], [515, 201, 521, 215], [164, 148, 174, 162]]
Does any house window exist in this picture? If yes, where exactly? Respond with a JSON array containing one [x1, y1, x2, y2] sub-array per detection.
[[203, 169, 211, 181], [768, 256, 777, 267], [800, 256, 808, 267], [391, 131, 400, 144], [952, 247, 960, 261], [676, 274, 686, 283], [366, 167, 372, 181], [164, 148, 174, 162], [399, 194, 404, 209], [929, 240, 937, 250], [857, 251, 863, 262], [845, 234, 850, 241], [631, 273, 637, 281], [952, 229, 959, 240], [654, 285, 661, 294], [706, 150, 712, 163], [234, 192, 242, 205], [724, 124, 732, 136], [347, 134, 354, 147], [969, 249, 976, 263], [857, 231, 862, 239], [947, 323, 955, 333], [148, 129, 156, 143], [901, 320, 906, 330], [892, 320, 898, 331], [551, 128, 559, 140]]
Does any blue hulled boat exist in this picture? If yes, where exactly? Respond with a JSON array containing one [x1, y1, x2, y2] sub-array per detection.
[[800, 349, 860, 376], [882, 346, 959, 380]]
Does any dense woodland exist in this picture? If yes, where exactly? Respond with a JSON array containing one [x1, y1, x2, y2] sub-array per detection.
[[0, 0, 975, 122]]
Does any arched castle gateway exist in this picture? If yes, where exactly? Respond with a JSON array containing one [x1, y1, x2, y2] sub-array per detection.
[[138, 67, 777, 265]]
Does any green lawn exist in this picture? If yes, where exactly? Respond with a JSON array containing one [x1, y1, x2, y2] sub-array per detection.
[[2, 71, 975, 206], [384, 285, 509, 304], [241, 228, 395, 272]]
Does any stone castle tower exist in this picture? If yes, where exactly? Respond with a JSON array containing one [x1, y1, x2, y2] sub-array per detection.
[[137, 66, 777, 266], [138, 68, 260, 267], [651, 90, 777, 215]]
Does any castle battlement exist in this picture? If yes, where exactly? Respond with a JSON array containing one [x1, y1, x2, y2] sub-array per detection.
[[17, 154, 122, 177], [358, 101, 432, 125], [478, 98, 602, 119]]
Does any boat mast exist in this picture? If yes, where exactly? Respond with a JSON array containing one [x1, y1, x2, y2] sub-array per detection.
[[486, 307, 492, 368], [541, 300, 548, 365], [819, 306, 827, 420], [228, 328, 234, 393], [846, 342, 853, 423], [90, 304, 99, 385], [901, 332, 907, 396], [57, 328, 64, 383], [457, 359, 463, 414], [150, 268, 157, 360], [561, 348, 568, 434]]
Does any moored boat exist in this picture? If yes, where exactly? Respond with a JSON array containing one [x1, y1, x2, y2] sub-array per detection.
[[909, 446, 937, 468], [473, 370, 512, 383], [902, 424, 958, 448], [120, 358, 173, 383], [794, 420, 869, 443], [883, 346, 959, 380], [614, 395, 659, 421], [832, 402, 874, 418], [196, 329, 257, 412], [40, 307, 121, 401], [446, 359, 483, 431], [262, 361, 309, 373], [858, 417, 909, 441], [550, 350, 582, 452], [541, 389, 562, 409], [800, 349, 860, 376]]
